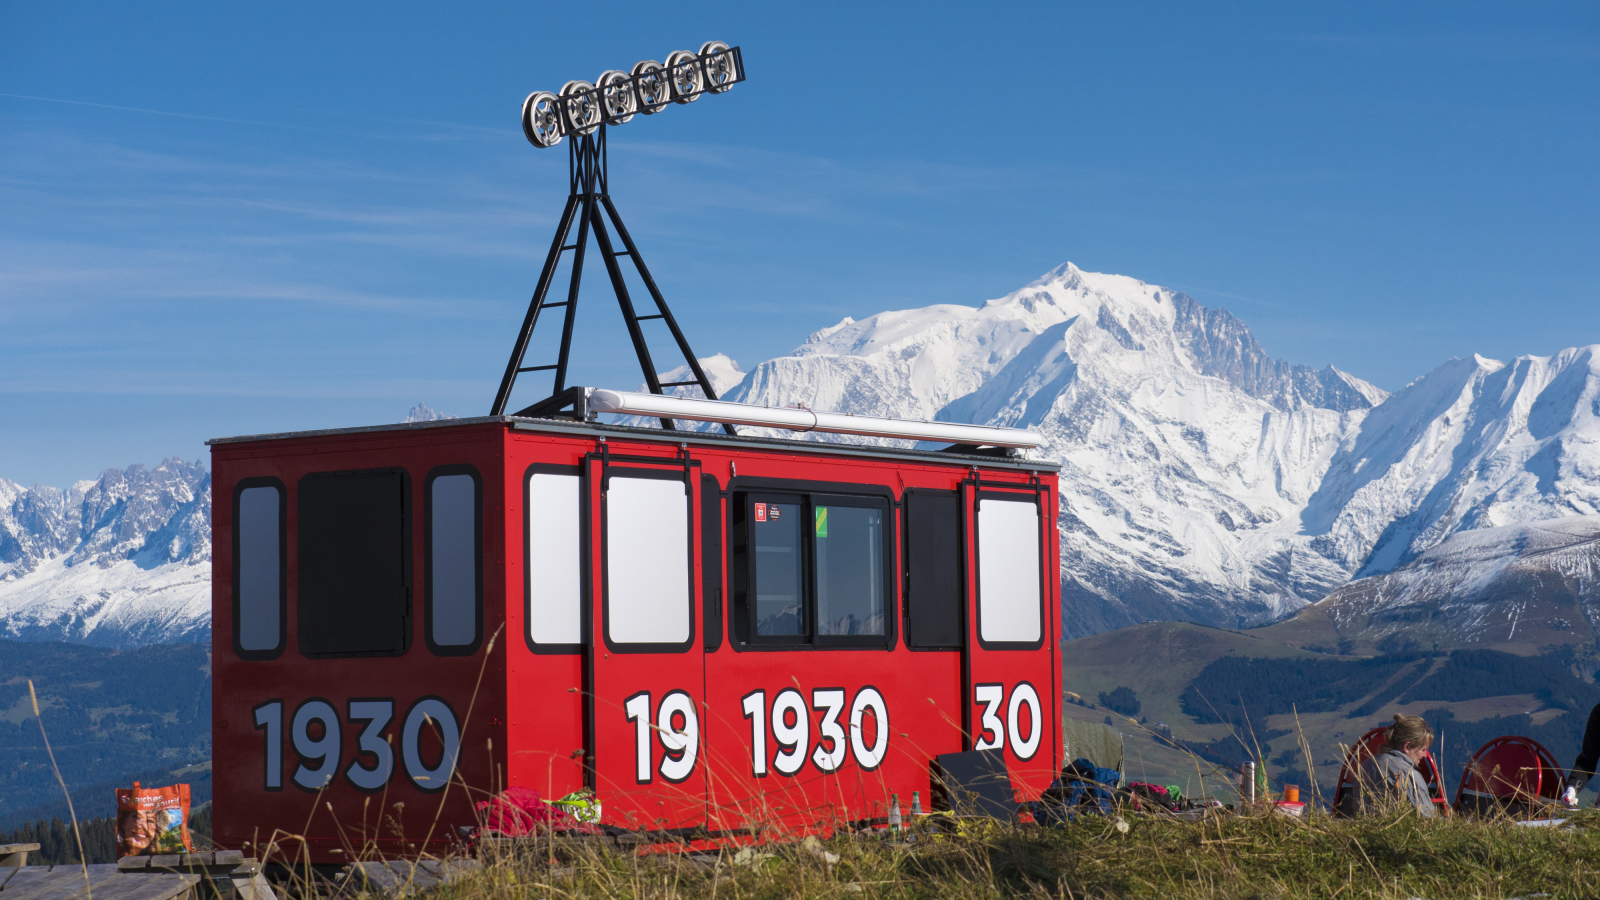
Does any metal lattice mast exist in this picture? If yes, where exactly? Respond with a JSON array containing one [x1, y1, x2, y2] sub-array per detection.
[[489, 44, 744, 434]]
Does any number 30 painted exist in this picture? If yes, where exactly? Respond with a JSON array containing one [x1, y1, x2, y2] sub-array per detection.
[[972, 682, 1041, 759]]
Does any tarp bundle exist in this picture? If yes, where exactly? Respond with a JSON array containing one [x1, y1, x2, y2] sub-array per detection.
[[473, 787, 599, 837], [1035, 758, 1122, 825]]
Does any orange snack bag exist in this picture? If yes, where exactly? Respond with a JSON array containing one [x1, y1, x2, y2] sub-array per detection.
[[115, 781, 192, 856]]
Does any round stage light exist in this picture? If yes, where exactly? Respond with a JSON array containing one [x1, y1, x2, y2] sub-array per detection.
[[699, 41, 737, 93], [665, 50, 703, 103], [559, 80, 602, 135], [596, 70, 636, 124], [521, 91, 564, 148], [631, 60, 671, 114]]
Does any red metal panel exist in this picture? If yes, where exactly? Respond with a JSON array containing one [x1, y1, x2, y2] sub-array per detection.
[[583, 448, 709, 830], [211, 420, 1059, 855], [961, 476, 1061, 803], [503, 431, 593, 805], [211, 426, 508, 863]]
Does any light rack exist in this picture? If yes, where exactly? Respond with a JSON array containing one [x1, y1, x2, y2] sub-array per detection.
[[521, 42, 745, 149], [491, 42, 747, 432]]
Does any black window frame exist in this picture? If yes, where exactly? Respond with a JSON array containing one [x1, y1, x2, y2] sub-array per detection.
[[903, 488, 965, 651], [295, 467, 413, 660], [523, 462, 587, 656], [729, 479, 896, 652], [423, 464, 483, 657], [599, 467, 697, 655], [232, 476, 288, 661], [972, 488, 1046, 652]]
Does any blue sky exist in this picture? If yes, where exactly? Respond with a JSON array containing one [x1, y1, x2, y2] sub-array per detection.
[[2, 2, 1597, 486]]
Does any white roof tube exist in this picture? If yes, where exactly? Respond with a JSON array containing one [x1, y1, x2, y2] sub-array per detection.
[[587, 389, 1045, 449]]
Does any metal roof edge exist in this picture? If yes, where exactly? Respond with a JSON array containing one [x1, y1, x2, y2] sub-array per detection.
[[520, 419, 1061, 471], [207, 415, 1063, 472], [206, 416, 514, 445]]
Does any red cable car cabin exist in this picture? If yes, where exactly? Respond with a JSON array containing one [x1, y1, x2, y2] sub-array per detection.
[[210, 405, 1060, 861]]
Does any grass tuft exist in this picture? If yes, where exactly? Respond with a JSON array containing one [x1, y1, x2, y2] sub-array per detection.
[[406, 807, 1600, 900]]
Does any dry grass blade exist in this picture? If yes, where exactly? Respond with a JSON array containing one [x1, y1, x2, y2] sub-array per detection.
[[29, 679, 92, 900]]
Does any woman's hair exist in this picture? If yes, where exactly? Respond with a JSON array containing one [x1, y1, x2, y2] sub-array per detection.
[[1386, 714, 1434, 751]]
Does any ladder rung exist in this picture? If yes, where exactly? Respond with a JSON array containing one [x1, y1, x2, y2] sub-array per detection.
[[636, 314, 664, 321], [560, 244, 579, 251], [659, 381, 699, 387], [517, 365, 559, 373], [541, 302, 569, 308]]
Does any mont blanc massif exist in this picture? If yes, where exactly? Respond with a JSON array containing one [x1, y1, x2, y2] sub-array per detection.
[[3, 263, 1598, 647]]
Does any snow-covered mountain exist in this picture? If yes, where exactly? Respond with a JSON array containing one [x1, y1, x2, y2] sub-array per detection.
[[3, 265, 1597, 646], [0, 460, 210, 645], [1302, 348, 1600, 577], [703, 264, 1382, 633], [1271, 516, 1600, 653], [683, 264, 1600, 637]]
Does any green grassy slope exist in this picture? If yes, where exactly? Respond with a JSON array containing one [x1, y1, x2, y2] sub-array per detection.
[[0, 640, 211, 830], [1062, 622, 1600, 802]]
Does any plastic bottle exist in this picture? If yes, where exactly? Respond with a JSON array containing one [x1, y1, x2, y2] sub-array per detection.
[[911, 790, 922, 816], [888, 794, 902, 832]]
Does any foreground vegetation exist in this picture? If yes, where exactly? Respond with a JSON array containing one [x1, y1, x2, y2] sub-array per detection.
[[399, 808, 1600, 900]]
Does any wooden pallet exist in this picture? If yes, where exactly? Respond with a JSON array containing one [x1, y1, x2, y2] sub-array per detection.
[[0, 854, 275, 900]]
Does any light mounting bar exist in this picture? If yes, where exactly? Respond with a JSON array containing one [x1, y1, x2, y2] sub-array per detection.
[[522, 42, 744, 149], [589, 389, 1046, 449]]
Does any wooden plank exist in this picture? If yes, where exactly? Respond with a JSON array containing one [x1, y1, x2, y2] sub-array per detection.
[[147, 856, 182, 869], [212, 852, 244, 867], [349, 860, 479, 896], [118, 858, 151, 870], [230, 873, 278, 900], [77, 873, 199, 900], [0, 868, 84, 900], [0, 865, 122, 900]]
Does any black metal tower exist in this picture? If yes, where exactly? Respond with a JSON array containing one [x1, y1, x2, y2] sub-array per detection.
[[489, 126, 733, 433]]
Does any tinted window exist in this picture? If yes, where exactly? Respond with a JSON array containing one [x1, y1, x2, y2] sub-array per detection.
[[606, 476, 690, 645], [752, 498, 805, 637], [427, 470, 480, 651], [977, 497, 1042, 644], [298, 470, 410, 657], [905, 491, 962, 648], [733, 490, 893, 648], [236, 483, 284, 654], [527, 472, 582, 645], [814, 503, 884, 636]]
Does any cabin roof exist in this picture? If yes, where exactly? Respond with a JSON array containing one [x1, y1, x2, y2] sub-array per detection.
[[208, 415, 1061, 473]]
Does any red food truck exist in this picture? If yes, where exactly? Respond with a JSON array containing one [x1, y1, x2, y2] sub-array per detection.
[[209, 390, 1061, 860]]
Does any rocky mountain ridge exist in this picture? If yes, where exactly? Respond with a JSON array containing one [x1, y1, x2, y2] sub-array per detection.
[[0, 460, 210, 645]]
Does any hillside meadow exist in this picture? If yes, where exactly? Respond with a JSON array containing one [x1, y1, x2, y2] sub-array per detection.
[[271, 807, 1600, 900]]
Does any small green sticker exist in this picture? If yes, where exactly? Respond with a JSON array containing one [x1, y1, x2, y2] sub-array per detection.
[[816, 507, 828, 537]]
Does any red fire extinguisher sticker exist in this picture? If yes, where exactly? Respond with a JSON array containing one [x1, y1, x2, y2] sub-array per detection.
[[755, 503, 767, 522]]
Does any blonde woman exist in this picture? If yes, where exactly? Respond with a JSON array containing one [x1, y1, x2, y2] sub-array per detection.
[[1343, 715, 1438, 818]]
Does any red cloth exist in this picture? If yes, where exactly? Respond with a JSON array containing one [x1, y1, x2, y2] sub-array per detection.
[[474, 787, 589, 836]]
